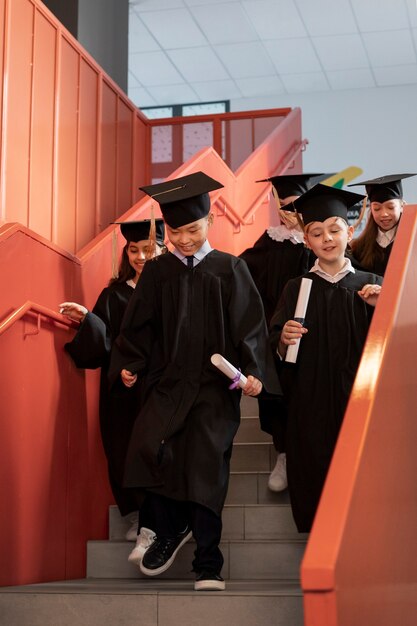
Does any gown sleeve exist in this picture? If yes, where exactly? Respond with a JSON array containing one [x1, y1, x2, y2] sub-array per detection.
[[108, 262, 156, 386], [228, 257, 282, 395], [64, 288, 115, 369]]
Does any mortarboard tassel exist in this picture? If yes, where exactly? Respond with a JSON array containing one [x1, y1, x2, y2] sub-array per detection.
[[292, 201, 305, 231], [271, 184, 282, 211], [111, 228, 119, 279], [146, 205, 157, 261], [353, 195, 368, 230]]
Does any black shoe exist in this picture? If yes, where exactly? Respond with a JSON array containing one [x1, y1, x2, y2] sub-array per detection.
[[140, 527, 192, 576], [194, 571, 225, 591]]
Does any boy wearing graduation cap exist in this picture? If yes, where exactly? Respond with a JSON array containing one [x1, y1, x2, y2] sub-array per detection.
[[348, 173, 416, 276], [240, 173, 328, 493], [60, 219, 166, 560], [110, 171, 281, 591], [269, 184, 382, 533]]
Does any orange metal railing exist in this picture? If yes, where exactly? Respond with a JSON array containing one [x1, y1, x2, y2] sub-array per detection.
[[148, 107, 294, 181], [0, 0, 149, 253], [302, 206, 417, 626], [0, 0, 303, 256], [0, 300, 77, 336]]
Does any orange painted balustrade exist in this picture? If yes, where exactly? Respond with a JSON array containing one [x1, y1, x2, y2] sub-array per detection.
[[0, 0, 300, 255], [302, 206, 417, 626], [0, 0, 149, 253]]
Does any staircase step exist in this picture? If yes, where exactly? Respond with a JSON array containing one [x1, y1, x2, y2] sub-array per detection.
[[230, 441, 276, 472], [86, 538, 306, 580], [0, 579, 304, 626], [240, 395, 259, 417], [226, 471, 289, 505], [234, 416, 271, 443], [111, 504, 298, 541]]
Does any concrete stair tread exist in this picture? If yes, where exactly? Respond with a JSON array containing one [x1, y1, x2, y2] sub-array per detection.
[[95, 538, 307, 545], [0, 578, 302, 596], [0, 579, 304, 625]]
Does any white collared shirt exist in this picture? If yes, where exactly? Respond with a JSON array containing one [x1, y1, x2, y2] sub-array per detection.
[[173, 239, 213, 266], [309, 257, 355, 284], [376, 226, 396, 249]]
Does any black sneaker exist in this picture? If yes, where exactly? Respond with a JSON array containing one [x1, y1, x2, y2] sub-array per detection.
[[140, 527, 192, 576], [194, 571, 225, 591]]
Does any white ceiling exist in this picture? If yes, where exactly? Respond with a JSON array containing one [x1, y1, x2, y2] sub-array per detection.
[[128, 0, 417, 108]]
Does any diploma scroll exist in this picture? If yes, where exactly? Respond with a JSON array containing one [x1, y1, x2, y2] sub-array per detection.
[[285, 277, 312, 364], [210, 353, 248, 390]]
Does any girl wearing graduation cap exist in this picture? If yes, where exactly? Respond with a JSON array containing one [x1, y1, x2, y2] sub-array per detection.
[[270, 184, 382, 533], [60, 219, 166, 563], [349, 174, 416, 276], [240, 173, 328, 493]]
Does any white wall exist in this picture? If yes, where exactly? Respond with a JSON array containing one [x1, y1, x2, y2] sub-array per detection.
[[231, 84, 417, 202]]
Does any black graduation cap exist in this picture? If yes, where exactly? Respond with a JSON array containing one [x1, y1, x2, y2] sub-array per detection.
[[140, 171, 224, 228], [348, 174, 416, 203], [292, 184, 365, 226], [256, 173, 329, 200], [113, 219, 165, 243]]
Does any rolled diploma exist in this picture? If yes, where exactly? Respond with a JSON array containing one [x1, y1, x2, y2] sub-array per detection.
[[285, 277, 312, 364], [210, 353, 248, 389]]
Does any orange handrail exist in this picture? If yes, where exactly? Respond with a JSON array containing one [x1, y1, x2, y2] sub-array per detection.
[[147, 107, 293, 126], [0, 300, 78, 336]]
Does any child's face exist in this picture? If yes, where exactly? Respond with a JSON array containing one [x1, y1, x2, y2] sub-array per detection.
[[166, 214, 212, 256], [305, 217, 353, 264], [127, 239, 163, 276], [370, 199, 403, 231]]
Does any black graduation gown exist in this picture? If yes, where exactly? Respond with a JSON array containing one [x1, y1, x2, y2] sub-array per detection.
[[270, 270, 383, 532], [239, 231, 312, 325], [109, 250, 282, 516], [65, 281, 140, 516], [240, 230, 313, 449], [350, 241, 393, 277]]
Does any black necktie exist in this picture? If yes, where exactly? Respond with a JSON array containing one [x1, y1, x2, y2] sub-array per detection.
[[186, 255, 194, 269]]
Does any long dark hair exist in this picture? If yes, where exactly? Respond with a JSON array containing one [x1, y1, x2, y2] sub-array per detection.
[[350, 210, 399, 272], [108, 241, 167, 286]]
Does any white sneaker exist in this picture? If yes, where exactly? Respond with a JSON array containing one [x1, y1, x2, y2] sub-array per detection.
[[125, 512, 139, 542], [268, 453, 288, 492], [128, 527, 156, 566]]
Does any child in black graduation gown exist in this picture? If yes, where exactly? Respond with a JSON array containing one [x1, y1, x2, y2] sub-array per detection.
[[349, 174, 416, 276], [240, 173, 327, 492], [60, 219, 166, 563], [269, 184, 382, 533], [110, 171, 281, 591]]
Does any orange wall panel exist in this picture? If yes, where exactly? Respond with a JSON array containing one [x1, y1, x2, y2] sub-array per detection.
[[77, 59, 99, 250], [133, 112, 151, 196], [98, 82, 117, 231], [29, 9, 57, 240], [116, 99, 134, 215], [0, 1, 5, 185], [54, 37, 79, 252], [3, 0, 34, 225]]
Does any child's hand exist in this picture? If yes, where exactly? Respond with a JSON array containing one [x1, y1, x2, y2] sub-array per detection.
[[357, 284, 381, 307], [59, 301, 88, 322], [277, 320, 307, 357], [242, 375, 262, 397], [121, 369, 137, 388], [280, 320, 307, 345]]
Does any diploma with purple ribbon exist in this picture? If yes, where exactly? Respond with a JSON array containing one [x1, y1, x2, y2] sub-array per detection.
[[210, 353, 248, 390], [285, 277, 312, 364]]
